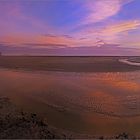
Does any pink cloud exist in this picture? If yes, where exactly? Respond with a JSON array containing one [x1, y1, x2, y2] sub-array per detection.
[[73, 19, 140, 47], [81, 0, 133, 25]]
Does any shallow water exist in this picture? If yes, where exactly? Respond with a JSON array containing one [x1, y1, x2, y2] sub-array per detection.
[[119, 59, 140, 66], [0, 69, 140, 135]]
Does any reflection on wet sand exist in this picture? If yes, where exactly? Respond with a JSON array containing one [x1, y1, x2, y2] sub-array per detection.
[[0, 69, 140, 135]]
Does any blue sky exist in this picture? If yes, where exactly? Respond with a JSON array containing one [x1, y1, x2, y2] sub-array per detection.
[[0, 0, 140, 55]]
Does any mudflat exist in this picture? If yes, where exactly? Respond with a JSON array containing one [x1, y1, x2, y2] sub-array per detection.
[[0, 56, 140, 72]]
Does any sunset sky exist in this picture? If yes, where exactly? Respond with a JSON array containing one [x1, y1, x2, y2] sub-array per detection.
[[0, 0, 140, 55]]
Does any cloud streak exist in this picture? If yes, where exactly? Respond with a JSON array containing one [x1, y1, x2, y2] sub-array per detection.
[[80, 0, 133, 25]]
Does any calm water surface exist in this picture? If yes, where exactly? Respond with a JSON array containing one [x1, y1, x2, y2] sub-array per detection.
[[0, 69, 140, 135]]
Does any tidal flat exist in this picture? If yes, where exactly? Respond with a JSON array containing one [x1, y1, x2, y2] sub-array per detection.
[[0, 56, 140, 138]]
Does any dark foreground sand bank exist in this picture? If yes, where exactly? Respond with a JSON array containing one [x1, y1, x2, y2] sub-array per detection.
[[0, 97, 138, 139], [0, 97, 62, 139]]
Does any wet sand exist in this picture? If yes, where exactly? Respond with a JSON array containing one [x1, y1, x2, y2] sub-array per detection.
[[0, 68, 140, 136]]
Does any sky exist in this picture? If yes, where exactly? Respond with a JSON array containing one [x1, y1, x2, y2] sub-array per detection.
[[0, 0, 140, 55]]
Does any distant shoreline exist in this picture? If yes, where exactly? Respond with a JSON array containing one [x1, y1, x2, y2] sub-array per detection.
[[1, 55, 140, 57]]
